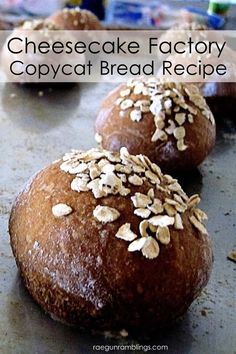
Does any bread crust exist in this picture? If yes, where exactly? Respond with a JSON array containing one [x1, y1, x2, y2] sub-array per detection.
[[9, 160, 213, 330], [95, 83, 216, 173], [47, 8, 104, 30], [200, 83, 236, 118]]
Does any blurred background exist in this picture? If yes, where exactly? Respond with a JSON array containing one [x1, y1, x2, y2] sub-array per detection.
[[0, 0, 235, 30]]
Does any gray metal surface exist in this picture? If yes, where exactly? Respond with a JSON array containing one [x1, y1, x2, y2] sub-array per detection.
[[0, 82, 235, 354]]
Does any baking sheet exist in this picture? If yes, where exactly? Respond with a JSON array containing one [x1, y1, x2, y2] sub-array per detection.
[[0, 82, 235, 354]]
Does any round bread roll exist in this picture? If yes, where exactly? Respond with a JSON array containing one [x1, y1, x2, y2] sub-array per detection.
[[46, 7, 104, 30], [1, 19, 59, 83], [158, 21, 209, 49], [171, 21, 209, 31], [19, 18, 59, 30], [157, 24, 235, 119], [95, 79, 216, 173], [156, 22, 209, 62], [1, 19, 84, 84], [200, 82, 236, 119], [9, 147, 213, 331]]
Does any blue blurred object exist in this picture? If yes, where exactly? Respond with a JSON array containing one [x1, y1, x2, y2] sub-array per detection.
[[105, 0, 227, 29], [106, 0, 165, 27]]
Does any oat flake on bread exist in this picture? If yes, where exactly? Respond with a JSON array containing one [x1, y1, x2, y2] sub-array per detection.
[[116, 78, 215, 152], [60, 147, 208, 259]]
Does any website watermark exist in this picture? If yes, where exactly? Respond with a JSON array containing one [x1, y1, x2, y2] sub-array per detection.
[[92, 344, 169, 352]]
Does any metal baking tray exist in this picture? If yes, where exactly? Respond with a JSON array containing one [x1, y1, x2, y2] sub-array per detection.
[[0, 82, 235, 354]]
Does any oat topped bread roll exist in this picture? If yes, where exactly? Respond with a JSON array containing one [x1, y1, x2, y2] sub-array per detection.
[[1, 18, 82, 84], [200, 82, 236, 119], [171, 21, 209, 30], [9, 147, 213, 331], [95, 78, 216, 173], [158, 21, 209, 50], [19, 18, 60, 30], [46, 7, 104, 30]]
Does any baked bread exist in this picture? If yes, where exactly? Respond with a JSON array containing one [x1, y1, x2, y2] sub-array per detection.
[[19, 18, 59, 30], [1, 19, 83, 84], [95, 79, 216, 173], [157, 25, 235, 119], [156, 22, 209, 62], [170, 21, 209, 31], [46, 7, 104, 30], [9, 147, 213, 331], [200, 82, 236, 119], [1, 19, 58, 83]]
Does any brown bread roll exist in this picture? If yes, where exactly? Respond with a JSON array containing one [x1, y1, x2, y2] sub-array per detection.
[[46, 7, 104, 30], [95, 79, 216, 174], [200, 82, 236, 119], [9, 147, 213, 331]]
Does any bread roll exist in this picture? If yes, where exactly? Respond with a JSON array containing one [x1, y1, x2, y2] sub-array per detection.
[[1, 18, 84, 84], [9, 147, 213, 330], [95, 79, 216, 173], [46, 7, 104, 30], [200, 82, 236, 119]]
